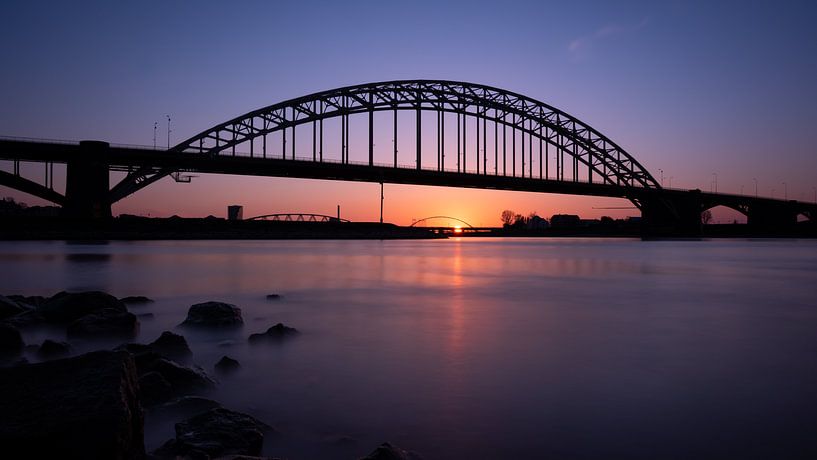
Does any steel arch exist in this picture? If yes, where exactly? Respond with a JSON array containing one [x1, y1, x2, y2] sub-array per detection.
[[172, 80, 660, 189], [409, 216, 475, 228]]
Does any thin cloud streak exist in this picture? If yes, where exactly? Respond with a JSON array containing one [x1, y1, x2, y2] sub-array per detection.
[[568, 17, 650, 54]]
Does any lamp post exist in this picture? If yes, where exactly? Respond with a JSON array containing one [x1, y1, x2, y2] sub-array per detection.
[[659, 168, 664, 187], [166, 115, 172, 149], [712, 173, 718, 193], [153, 122, 158, 149], [783, 182, 787, 201], [753, 178, 758, 197]]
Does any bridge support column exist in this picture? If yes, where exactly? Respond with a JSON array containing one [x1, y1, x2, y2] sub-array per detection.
[[639, 190, 703, 237], [64, 141, 111, 219], [747, 202, 798, 233]]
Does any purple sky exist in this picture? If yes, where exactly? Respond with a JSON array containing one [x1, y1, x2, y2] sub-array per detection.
[[2, 1, 816, 224]]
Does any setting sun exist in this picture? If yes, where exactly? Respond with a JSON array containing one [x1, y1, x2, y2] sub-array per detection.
[[453, 225, 463, 233]]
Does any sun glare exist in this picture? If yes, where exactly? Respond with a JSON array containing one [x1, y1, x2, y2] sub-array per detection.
[[453, 225, 463, 233]]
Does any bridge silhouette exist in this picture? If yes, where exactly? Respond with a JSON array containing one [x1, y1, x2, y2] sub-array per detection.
[[0, 80, 814, 236]]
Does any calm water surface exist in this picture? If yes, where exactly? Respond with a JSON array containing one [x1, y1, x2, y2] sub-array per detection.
[[2, 238, 816, 459]]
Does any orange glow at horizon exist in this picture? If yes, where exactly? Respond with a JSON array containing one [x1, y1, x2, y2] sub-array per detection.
[[108, 174, 643, 226]]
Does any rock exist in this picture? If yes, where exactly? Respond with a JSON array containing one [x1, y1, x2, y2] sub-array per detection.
[[154, 408, 271, 459], [7, 294, 47, 308], [153, 396, 222, 419], [0, 324, 24, 356], [215, 356, 240, 374], [67, 308, 139, 339], [181, 301, 243, 327], [359, 442, 424, 460], [37, 339, 71, 359], [265, 294, 281, 300], [136, 312, 155, 319], [0, 351, 144, 459], [143, 358, 216, 394], [120, 295, 154, 305], [38, 291, 127, 323], [149, 331, 193, 363], [139, 371, 174, 406], [0, 295, 28, 319], [248, 323, 299, 344]]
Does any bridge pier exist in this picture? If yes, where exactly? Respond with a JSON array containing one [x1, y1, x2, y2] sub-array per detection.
[[64, 141, 111, 219], [747, 202, 798, 232], [639, 190, 703, 237]]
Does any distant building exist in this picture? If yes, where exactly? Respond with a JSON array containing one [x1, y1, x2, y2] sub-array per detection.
[[527, 215, 549, 229], [227, 205, 243, 221], [550, 214, 581, 228]]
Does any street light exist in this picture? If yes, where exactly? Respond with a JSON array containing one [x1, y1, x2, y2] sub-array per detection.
[[659, 168, 664, 187], [783, 182, 787, 200], [668, 176, 673, 188], [712, 172, 718, 193], [753, 178, 758, 197], [166, 115, 172, 149]]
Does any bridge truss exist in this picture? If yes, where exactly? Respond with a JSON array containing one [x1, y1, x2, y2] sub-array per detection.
[[172, 80, 660, 190]]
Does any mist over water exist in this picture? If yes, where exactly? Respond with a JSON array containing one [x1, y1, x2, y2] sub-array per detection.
[[2, 238, 816, 459]]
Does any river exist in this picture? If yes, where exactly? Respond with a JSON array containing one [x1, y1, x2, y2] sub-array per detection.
[[2, 238, 816, 459]]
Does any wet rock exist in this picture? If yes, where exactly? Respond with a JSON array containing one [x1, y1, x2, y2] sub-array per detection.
[[67, 308, 139, 339], [7, 294, 47, 308], [153, 396, 222, 419], [181, 301, 243, 327], [214, 356, 240, 374], [0, 295, 28, 319], [144, 358, 216, 394], [0, 324, 24, 355], [115, 342, 160, 368], [0, 351, 144, 459], [248, 323, 299, 344], [139, 371, 174, 406], [120, 295, 154, 305], [149, 331, 193, 363], [38, 291, 127, 323], [154, 408, 271, 459], [359, 442, 424, 460], [37, 339, 71, 359], [265, 294, 281, 300]]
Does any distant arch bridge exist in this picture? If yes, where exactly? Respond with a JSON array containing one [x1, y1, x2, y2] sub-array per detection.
[[248, 213, 349, 223]]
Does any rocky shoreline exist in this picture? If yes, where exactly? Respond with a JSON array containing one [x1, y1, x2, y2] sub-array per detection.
[[0, 291, 423, 459]]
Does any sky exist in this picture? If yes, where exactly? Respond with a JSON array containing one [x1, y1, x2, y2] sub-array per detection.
[[1, 0, 816, 225]]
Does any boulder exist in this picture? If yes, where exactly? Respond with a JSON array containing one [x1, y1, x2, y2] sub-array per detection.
[[149, 331, 193, 363], [139, 371, 174, 406], [67, 308, 139, 339], [143, 358, 216, 395], [0, 324, 24, 356], [7, 294, 47, 308], [181, 301, 243, 327], [248, 323, 299, 344], [214, 356, 241, 374], [120, 295, 154, 305], [0, 295, 28, 319], [359, 442, 424, 460], [37, 339, 72, 359], [153, 396, 222, 419], [265, 294, 281, 300], [0, 351, 144, 459], [154, 408, 271, 459], [38, 291, 127, 323]]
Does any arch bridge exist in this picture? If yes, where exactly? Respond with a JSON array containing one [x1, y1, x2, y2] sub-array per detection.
[[0, 80, 814, 235], [248, 213, 349, 223]]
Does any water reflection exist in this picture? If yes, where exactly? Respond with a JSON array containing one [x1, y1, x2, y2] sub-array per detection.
[[1, 238, 816, 459]]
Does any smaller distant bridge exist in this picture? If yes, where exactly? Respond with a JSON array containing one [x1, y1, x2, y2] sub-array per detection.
[[409, 216, 474, 228], [247, 213, 349, 223]]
